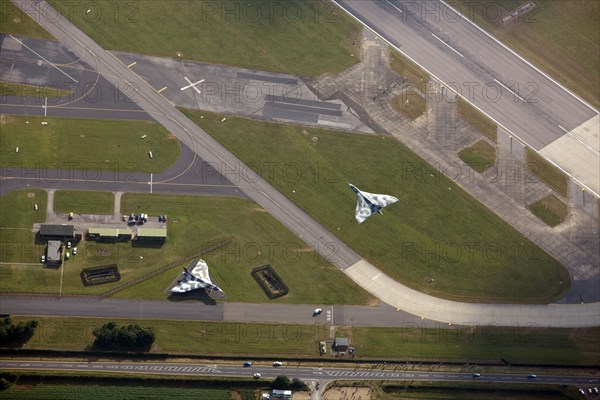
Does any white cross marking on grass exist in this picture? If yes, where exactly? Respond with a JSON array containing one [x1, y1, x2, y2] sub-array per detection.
[[180, 77, 204, 94]]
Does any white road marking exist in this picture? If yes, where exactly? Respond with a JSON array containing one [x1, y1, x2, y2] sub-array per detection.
[[181, 77, 204, 94], [385, 0, 402, 13], [127, 61, 137, 68], [431, 33, 464, 58], [493, 79, 527, 102], [9, 34, 78, 83], [558, 125, 599, 154], [157, 86, 167, 93], [150, 173, 153, 193]]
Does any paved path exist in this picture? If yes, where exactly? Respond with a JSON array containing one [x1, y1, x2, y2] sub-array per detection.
[[5, 0, 599, 328]]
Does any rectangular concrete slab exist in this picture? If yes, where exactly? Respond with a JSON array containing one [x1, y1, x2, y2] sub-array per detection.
[[236, 72, 298, 85]]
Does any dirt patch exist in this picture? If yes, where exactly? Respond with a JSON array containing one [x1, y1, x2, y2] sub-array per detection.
[[27, 192, 36, 198], [0, 115, 15, 124], [230, 390, 242, 400], [292, 392, 311, 400], [324, 387, 372, 400]]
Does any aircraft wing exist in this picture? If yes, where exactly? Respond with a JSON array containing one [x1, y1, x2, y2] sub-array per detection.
[[190, 259, 213, 284], [355, 192, 373, 224], [365, 192, 399, 209]]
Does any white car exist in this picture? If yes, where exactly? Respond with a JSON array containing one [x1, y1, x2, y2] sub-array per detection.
[[313, 308, 323, 315], [40, 255, 46, 263], [65, 252, 70, 260], [67, 241, 71, 249], [273, 361, 282, 367], [253, 373, 261, 379], [72, 247, 77, 255]]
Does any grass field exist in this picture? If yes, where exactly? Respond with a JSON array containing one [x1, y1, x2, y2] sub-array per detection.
[[180, 109, 569, 304], [53, 190, 114, 214], [0, 0, 53, 39], [456, 98, 498, 142], [0, 384, 231, 400], [450, 0, 599, 109], [47, 0, 361, 77], [0, 115, 180, 173], [9, 316, 600, 366], [389, 50, 430, 89], [376, 382, 574, 400], [1, 81, 72, 98], [529, 194, 568, 227], [390, 91, 426, 121], [0, 191, 373, 305], [526, 149, 569, 197], [0, 189, 47, 268], [458, 140, 496, 173]]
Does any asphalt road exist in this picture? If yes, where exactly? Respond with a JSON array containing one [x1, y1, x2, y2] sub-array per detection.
[[334, 0, 596, 150], [1, 360, 599, 387]]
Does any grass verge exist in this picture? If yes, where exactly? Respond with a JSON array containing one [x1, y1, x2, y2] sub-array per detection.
[[390, 91, 426, 121], [8, 316, 600, 366], [456, 98, 497, 142], [389, 49, 430, 88], [53, 190, 114, 215], [458, 140, 496, 173], [0, 115, 180, 173], [1, 81, 72, 98], [180, 109, 570, 304], [0, 0, 54, 39], [526, 149, 569, 197], [46, 0, 361, 76], [449, 0, 599, 109], [529, 194, 569, 227]]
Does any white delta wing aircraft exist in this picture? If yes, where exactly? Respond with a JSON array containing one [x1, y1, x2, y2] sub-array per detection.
[[170, 259, 223, 294], [349, 183, 399, 224]]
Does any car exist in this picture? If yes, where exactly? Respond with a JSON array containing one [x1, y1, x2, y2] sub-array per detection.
[[40, 255, 45, 263], [273, 361, 282, 367], [319, 341, 327, 354], [243, 361, 253, 367], [528, 374, 537, 379], [253, 373, 261, 379], [473, 373, 481, 378], [163, 214, 168, 222], [579, 388, 586, 395], [159, 215, 163, 222], [66, 241, 71, 249], [68, 212, 74, 220], [72, 247, 77, 255], [588, 388, 593, 394], [313, 308, 323, 315], [65, 252, 70, 260], [122, 215, 127, 221], [593, 387, 599, 394]]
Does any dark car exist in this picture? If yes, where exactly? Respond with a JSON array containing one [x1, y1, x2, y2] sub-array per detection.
[[243, 361, 253, 367]]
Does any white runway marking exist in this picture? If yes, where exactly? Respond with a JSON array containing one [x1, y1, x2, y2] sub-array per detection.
[[181, 77, 204, 94], [385, 0, 403, 13], [127, 61, 137, 68], [431, 33, 464, 58], [157, 86, 167, 93], [494, 78, 527, 102], [9, 34, 79, 83]]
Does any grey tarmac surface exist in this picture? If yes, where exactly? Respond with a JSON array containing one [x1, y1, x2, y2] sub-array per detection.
[[1, 360, 599, 387]]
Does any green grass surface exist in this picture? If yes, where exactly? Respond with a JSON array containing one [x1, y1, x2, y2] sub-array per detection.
[[390, 91, 426, 121], [337, 325, 599, 365], [0, 0, 53, 39], [53, 190, 114, 214], [526, 149, 569, 197], [47, 0, 361, 76], [389, 49, 430, 88], [458, 140, 496, 173], [451, 0, 599, 109], [9, 316, 600, 366], [1, 81, 72, 98], [180, 109, 570, 304], [0, 191, 373, 305], [0, 384, 231, 400], [529, 194, 568, 227], [0, 189, 47, 268], [0, 115, 180, 173], [376, 382, 573, 400], [456, 98, 498, 142]]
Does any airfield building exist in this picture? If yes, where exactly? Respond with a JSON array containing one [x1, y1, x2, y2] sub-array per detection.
[[271, 390, 292, 400], [87, 227, 133, 242], [135, 227, 167, 244], [333, 337, 350, 353], [39, 224, 74, 241], [46, 240, 62, 266]]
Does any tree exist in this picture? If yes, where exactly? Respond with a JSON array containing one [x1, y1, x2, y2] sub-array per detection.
[[272, 375, 291, 390], [93, 322, 154, 349], [0, 317, 38, 346]]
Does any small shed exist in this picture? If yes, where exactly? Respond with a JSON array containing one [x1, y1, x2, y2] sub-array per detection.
[[46, 240, 62, 265], [334, 337, 350, 353], [271, 390, 292, 400]]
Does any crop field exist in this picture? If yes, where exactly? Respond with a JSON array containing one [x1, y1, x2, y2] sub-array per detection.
[[181, 109, 570, 304], [47, 0, 362, 76], [0, 115, 180, 173]]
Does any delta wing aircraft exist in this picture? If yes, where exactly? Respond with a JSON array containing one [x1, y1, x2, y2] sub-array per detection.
[[349, 183, 399, 224], [170, 259, 223, 294]]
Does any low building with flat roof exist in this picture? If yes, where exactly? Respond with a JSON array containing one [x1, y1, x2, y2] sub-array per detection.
[[46, 240, 62, 266], [39, 224, 74, 240], [135, 227, 167, 243], [333, 337, 350, 353], [88, 227, 133, 242], [271, 390, 292, 400]]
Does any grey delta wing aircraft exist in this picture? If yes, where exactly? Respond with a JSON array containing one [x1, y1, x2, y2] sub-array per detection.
[[170, 259, 223, 294], [349, 183, 399, 224]]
